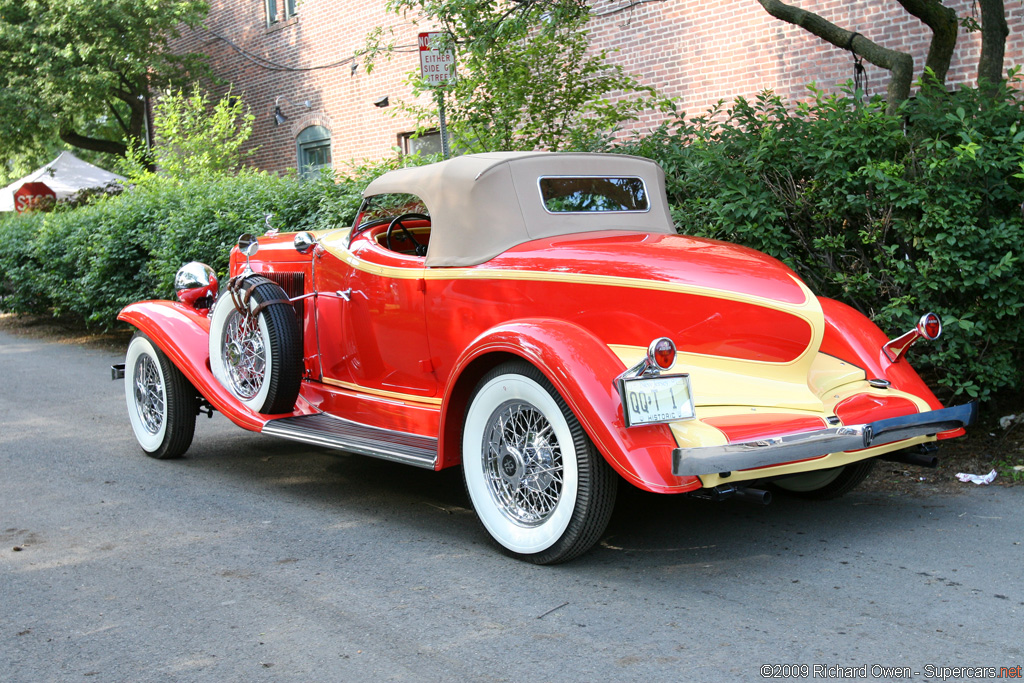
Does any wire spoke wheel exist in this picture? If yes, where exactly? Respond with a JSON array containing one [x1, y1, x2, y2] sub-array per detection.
[[208, 276, 302, 415], [484, 401, 564, 526], [133, 352, 166, 434], [221, 308, 267, 400]]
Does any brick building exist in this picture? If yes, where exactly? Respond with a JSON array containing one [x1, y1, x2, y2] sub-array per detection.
[[171, 0, 1024, 174]]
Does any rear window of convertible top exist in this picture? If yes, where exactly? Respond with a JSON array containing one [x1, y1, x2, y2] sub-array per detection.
[[539, 176, 649, 213]]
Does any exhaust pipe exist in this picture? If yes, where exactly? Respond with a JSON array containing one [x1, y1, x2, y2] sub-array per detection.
[[689, 484, 772, 505], [734, 487, 772, 505], [880, 443, 940, 469]]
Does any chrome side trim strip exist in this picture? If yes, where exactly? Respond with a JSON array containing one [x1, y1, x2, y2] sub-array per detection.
[[672, 402, 977, 477], [262, 412, 437, 469]]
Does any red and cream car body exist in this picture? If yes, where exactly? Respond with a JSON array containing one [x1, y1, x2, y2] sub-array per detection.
[[117, 152, 975, 564]]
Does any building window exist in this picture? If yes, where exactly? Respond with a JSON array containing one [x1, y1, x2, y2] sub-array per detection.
[[297, 125, 331, 178], [399, 130, 443, 157], [266, 0, 297, 25]]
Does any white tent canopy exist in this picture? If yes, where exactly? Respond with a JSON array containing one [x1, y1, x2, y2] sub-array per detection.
[[0, 151, 124, 212]]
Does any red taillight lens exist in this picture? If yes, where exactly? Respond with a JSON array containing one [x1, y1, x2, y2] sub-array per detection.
[[919, 312, 942, 340], [650, 337, 676, 370]]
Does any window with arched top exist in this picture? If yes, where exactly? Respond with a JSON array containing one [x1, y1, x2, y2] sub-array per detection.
[[297, 125, 332, 178]]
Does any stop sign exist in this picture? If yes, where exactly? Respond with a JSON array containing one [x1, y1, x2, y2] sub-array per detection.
[[14, 181, 57, 213]]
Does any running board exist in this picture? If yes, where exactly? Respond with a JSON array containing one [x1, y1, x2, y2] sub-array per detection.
[[262, 413, 438, 469]]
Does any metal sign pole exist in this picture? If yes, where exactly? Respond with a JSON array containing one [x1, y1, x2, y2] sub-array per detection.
[[437, 90, 450, 160]]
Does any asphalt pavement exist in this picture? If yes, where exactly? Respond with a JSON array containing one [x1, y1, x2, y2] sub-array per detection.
[[1, 328, 1022, 682]]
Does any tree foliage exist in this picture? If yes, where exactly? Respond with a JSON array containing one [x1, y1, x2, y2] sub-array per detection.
[[0, 0, 209, 160], [123, 87, 257, 180], [370, 0, 669, 152]]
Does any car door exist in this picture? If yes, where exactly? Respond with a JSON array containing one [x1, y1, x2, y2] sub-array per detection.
[[313, 228, 438, 400]]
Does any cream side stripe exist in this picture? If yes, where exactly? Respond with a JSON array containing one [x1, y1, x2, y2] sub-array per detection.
[[320, 377, 443, 406], [320, 240, 817, 314]]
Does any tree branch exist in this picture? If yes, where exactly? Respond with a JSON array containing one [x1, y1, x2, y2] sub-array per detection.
[[755, 0, 914, 112], [58, 127, 127, 157], [977, 0, 1008, 87], [106, 100, 130, 135], [108, 83, 148, 145], [895, 0, 958, 86]]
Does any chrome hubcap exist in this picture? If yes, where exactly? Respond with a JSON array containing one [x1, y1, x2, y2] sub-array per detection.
[[221, 309, 266, 400], [133, 354, 165, 434], [483, 401, 563, 526]]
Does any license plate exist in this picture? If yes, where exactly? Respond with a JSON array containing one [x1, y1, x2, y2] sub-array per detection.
[[619, 374, 695, 427]]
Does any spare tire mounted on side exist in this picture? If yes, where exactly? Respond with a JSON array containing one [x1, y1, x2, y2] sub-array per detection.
[[208, 275, 302, 415]]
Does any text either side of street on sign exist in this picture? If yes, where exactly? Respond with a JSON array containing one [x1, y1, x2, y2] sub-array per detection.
[[421, 54, 453, 74]]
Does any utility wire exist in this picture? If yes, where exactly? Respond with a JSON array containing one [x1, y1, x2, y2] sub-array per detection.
[[206, 28, 417, 72], [203, 0, 658, 73]]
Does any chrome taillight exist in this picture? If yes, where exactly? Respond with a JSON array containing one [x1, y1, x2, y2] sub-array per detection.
[[883, 312, 942, 363], [918, 312, 942, 340], [648, 337, 676, 372]]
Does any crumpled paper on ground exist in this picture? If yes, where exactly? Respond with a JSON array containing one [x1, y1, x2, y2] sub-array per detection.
[[955, 469, 998, 485]]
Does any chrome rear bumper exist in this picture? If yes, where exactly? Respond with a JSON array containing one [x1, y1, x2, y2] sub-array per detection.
[[672, 402, 977, 477]]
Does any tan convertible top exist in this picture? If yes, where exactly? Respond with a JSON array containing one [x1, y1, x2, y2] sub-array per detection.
[[361, 152, 675, 267]]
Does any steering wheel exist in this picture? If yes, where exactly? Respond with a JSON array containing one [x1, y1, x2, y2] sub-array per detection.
[[386, 213, 429, 257]]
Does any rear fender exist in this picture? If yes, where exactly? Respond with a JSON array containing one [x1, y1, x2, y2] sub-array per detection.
[[817, 298, 966, 439], [119, 301, 278, 431], [819, 298, 941, 407], [437, 318, 702, 493]]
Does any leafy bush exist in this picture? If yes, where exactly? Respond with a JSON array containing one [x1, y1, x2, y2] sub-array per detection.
[[122, 86, 257, 179], [3, 79, 1021, 404], [0, 163, 398, 328], [619, 78, 1024, 401], [0, 210, 49, 314]]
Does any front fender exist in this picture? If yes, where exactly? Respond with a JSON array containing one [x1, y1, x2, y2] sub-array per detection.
[[437, 318, 701, 493], [119, 301, 275, 432]]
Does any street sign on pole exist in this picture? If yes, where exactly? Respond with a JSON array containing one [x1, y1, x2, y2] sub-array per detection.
[[418, 32, 454, 86], [418, 31, 454, 158]]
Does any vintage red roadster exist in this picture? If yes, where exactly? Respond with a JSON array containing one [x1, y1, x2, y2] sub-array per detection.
[[115, 152, 975, 564]]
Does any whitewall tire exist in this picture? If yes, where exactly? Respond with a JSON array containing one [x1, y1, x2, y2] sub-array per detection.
[[125, 333, 197, 459], [462, 361, 616, 564]]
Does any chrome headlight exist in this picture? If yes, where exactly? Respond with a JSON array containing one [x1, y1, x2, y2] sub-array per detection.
[[175, 262, 219, 310]]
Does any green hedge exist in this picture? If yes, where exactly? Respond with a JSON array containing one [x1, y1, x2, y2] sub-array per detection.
[[0, 210, 48, 314], [2, 83, 1022, 403], [0, 166, 382, 327], [618, 80, 1024, 401]]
